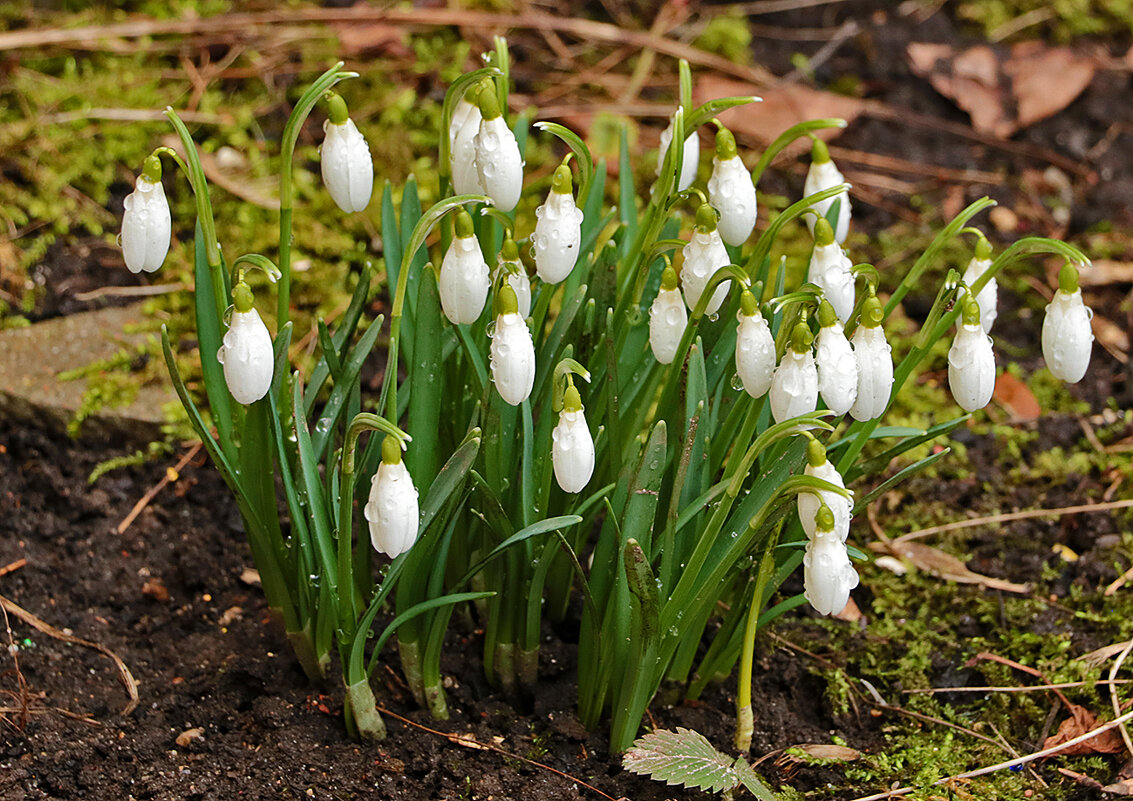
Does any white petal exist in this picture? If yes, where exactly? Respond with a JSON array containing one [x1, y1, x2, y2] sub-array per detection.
[[439, 235, 490, 325], [552, 409, 595, 493], [816, 323, 859, 416], [490, 312, 535, 405], [218, 309, 274, 405], [804, 534, 859, 616], [798, 461, 853, 543], [807, 243, 855, 324], [475, 116, 523, 212], [680, 228, 731, 315], [1042, 289, 1094, 384], [451, 104, 485, 196], [735, 314, 776, 398], [770, 349, 818, 423], [364, 461, 420, 558], [533, 191, 584, 283], [707, 155, 757, 246], [849, 326, 893, 421], [961, 257, 997, 334], [121, 176, 171, 274], [658, 118, 700, 192], [804, 160, 851, 243], [649, 288, 687, 364], [948, 322, 996, 412], [321, 119, 373, 213]]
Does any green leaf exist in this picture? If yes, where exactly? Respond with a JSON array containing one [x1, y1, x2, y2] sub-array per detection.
[[311, 315, 384, 462], [853, 447, 951, 513], [304, 265, 372, 415], [456, 515, 582, 588], [371, 591, 495, 661], [623, 728, 763, 795], [534, 121, 595, 206]]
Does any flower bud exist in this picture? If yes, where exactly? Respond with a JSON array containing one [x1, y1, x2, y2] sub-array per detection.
[[681, 204, 731, 315], [815, 300, 858, 416], [450, 95, 485, 196], [804, 139, 851, 244], [121, 155, 171, 274], [658, 113, 699, 192], [490, 284, 535, 405], [707, 128, 756, 246], [217, 282, 274, 405], [948, 299, 996, 412], [364, 437, 420, 558], [475, 89, 523, 212], [961, 236, 996, 334], [770, 321, 818, 423], [439, 211, 490, 325], [849, 296, 893, 422], [798, 439, 853, 543], [803, 506, 859, 617], [320, 95, 374, 214], [649, 267, 687, 365], [552, 385, 595, 494], [807, 218, 855, 324], [735, 291, 775, 398], [1041, 264, 1094, 384], [495, 237, 531, 319], [533, 164, 584, 283]]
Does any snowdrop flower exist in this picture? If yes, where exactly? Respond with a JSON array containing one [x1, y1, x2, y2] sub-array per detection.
[[707, 128, 756, 247], [533, 164, 584, 283], [961, 236, 997, 334], [217, 282, 274, 405], [798, 439, 852, 543], [319, 94, 373, 214], [650, 266, 687, 365], [495, 237, 531, 319], [490, 284, 535, 405], [849, 295, 893, 422], [552, 384, 595, 494], [681, 204, 732, 316], [815, 300, 858, 416], [439, 210, 490, 325], [449, 93, 485, 196], [948, 298, 996, 412], [807, 217, 855, 324], [1042, 263, 1094, 384], [658, 112, 699, 192], [803, 504, 859, 617], [475, 88, 523, 212], [770, 320, 818, 423], [364, 437, 420, 558], [121, 155, 171, 274], [735, 290, 775, 398], [803, 138, 851, 244]]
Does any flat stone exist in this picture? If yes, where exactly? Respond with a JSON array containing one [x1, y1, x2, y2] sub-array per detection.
[[0, 303, 176, 443]]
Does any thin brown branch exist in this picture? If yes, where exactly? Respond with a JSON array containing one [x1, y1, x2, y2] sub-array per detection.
[[896, 498, 1133, 545], [117, 441, 203, 534]]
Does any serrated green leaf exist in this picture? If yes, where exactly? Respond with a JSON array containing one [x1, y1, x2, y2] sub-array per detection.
[[732, 755, 779, 800], [622, 727, 743, 794]]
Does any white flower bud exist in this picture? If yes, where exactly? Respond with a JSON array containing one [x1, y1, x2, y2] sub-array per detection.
[[770, 322, 818, 423], [815, 312, 858, 417], [533, 165, 584, 284], [735, 295, 775, 399], [804, 139, 851, 244], [961, 236, 997, 334], [121, 159, 171, 274], [1042, 265, 1094, 384], [798, 441, 853, 543], [217, 284, 274, 406], [658, 114, 699, 193], [552, 386, 594, 494], [681, 205, 731, 315], [450, 98, 485, 196], [439, 213, 490, 325], [495, 239, 531, 319], [849, 298, 892, 422], [807, 221, 855, 325], [948, 303, 996, 413], [475, 91, 523, 213], [490, 285, 536, 406], [707, 129, 756, 246], [320, 99, 373, 214], [649, 268, 687, 365], [804, 531, 859, 617], [364, 439, 420, 558]]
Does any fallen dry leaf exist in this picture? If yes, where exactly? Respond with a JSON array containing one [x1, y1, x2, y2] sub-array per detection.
[[329, 21, 405, 57], [993, 372, 1041, 421], [887, 541, 1029, 594], [1104, 778, 1133, 795], [833, 597, 862, 623], [1042, 704, 1125, 756], [1081, 260, 1133, 287], [789, 743, 861, 762]]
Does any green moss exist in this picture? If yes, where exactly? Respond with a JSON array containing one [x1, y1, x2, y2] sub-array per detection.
[[957, 0, 1133, 42], [694, 14, 753, 65]]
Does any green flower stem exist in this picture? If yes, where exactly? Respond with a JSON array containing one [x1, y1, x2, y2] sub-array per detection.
[[749, 119, 846, 186], [734, 530, 779, 753], [742, 183, 850, 281]]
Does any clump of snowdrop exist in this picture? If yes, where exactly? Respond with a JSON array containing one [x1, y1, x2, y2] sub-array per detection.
[[217, 281, 274, 406], [798, 439, 852, 543], [120, 154, 171, 274], [961, 235, 996, 334], [948, 297, 996, 412], [807, 217, 855, 324], [658, 111, 699, 192], [803, 503, 859, 617], [439, 210, 491, 325], [681, 203, 731, 316], [770, 318, 818, 423], [849, 293, 893, 422], [552, 383, 595, 494], [449, 90, 485, 196], [475, 86, 523, 212], [364, 436, 420, 558], [734, 290, 775, 399], [495, 237, 531, 319], [650, 266, 687, 365], [319, 93, 373, 214], [804, 138, 851, 244], [489, 283, 535, 405], [707, 126, 756, 247], [533, 163, 584, 284], [1042, 262, 1094, 383], [814, 299, 858, 416]]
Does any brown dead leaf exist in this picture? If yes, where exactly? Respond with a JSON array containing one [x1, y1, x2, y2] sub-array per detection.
[[329, 22, 405, 57], [1006, 42, 1096, 130], [833, 597, 863, 623], [1081, 260, 1133, 287], [1104, 778, 1133, 795], [790, 743, 861, 761], [1092, 313, 1131, 363], [1042, 704, 1125, 755], [993, 372, 1041, 421], [175, 726, 205, 747], [888, 541, 1029, 594]]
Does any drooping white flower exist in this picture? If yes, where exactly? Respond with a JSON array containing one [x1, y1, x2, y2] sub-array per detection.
[[948, 299, 996, 413], [961, 236, 997, 334], [658, 112, 699, 193], [849, 296, 893, 422], [533, 164, 585, 283], [449, 95, 485, 196], [814, 300, 858, 416], [735, 290, 775, 399], [798, 439, 853, 543], [438, 210, 490, 325], [803, 506, 859, 617], [650, 267, 687, 365], [490, 284, 536, 405], [217, 282, 274, 406], [1042, 263, 1094, 384], [707, 128, 756, 247], [121, 155, 171, 274], [495, 238, 531, 319], [803, 138, 851, 244], [681, 204, 731, 316], [320, 94, 373, 214], [807, 218, 856, 325], [364, 437, 420, 558], [474, 89, 523, 212], [770, 321, 818, 423], [552, 384, 595, 494]]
